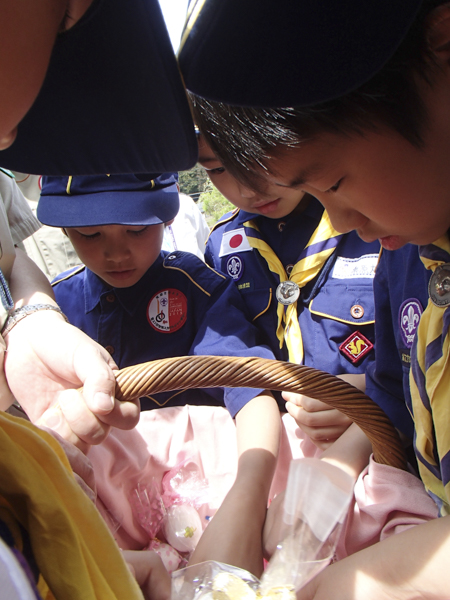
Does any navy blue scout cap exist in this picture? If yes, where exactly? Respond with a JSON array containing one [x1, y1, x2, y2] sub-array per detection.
[[0, 0, 197, 176], [38, 173, 179, 227], [178, 0, 423, 107]]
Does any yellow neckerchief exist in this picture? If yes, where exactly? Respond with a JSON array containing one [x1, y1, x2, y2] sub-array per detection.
[[0, 412, 143, 600], [243, 211, 342, 363], [410, 234, 450, 515]]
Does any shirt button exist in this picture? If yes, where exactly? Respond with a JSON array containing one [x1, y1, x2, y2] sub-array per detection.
[[106, 293, 115, 303], [350, 304, 364, 319], [105, 345, 115, 355], [278, 221, 286, 232]]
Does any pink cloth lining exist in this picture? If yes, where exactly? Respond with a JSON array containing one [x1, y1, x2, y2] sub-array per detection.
[[88, 405, 438, 555]]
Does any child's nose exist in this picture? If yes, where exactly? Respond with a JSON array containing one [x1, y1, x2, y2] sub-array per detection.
[[105, 242, 130, 261], [239, 183, 257, 198]]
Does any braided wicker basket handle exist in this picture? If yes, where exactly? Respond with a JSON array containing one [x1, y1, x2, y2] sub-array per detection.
[[114, 355, 407, 470]]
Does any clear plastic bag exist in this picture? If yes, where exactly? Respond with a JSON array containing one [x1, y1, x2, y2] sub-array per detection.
[[171, 458, 354, 598]]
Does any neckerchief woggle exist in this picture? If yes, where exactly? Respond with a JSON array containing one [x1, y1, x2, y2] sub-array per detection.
[[244, 211, 342, 363], [410, 234, 450, 515]]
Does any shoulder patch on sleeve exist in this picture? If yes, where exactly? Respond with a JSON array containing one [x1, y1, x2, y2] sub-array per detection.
[[163, 251, 226, 296], [51, 264, 85, 286]]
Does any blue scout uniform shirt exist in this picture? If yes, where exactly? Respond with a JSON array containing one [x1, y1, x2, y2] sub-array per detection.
[[205, 198, 379, 377], [365, 245, 432, 439], [52, 251, 275, 416]]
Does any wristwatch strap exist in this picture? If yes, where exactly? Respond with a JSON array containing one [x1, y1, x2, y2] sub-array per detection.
[[1, 304, 69, 337]]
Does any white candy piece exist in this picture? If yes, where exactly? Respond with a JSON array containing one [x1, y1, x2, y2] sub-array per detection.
[[164, 504, 203, 553]]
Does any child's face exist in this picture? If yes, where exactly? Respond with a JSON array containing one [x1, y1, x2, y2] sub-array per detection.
[[197, 135, 305, 219], [259, 116, 450, 250], [0, 0, 93, 149], [66, 223, 164, 288]]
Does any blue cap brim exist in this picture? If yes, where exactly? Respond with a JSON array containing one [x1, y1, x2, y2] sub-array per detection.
[[179, 0, 423, 107], [37, 183, 180, 227], [0, 0, 197, 176]]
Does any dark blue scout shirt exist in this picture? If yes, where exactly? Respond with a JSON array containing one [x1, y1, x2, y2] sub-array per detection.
[[52, 251, 275, 416], [205, 198, 380, 377], [365, 245, 432, 439]]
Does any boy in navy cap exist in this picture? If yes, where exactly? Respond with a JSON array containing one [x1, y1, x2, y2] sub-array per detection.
[[179, 0, 450, 598], [39, 171, 281, 576]]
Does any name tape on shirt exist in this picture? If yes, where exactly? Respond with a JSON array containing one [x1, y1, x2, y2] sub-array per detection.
[[331, 254, 378, 280], [219, 228, 253, 257]]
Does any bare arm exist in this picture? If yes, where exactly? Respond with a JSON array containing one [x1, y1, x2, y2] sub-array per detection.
[[188, 392, 281, 576], [297, 514, 450, 600]]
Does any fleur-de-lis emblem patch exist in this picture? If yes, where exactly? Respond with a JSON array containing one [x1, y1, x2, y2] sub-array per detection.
[[339, 331, 374, 364], [399, 299, 423, 348]]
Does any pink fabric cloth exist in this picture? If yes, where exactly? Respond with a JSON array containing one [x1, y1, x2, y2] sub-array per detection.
[[88, 405, 438, 555], [335, 455, 439, 559]]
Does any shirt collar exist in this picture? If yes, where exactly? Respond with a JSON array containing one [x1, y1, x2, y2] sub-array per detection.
[[83, 253, 164, 315]]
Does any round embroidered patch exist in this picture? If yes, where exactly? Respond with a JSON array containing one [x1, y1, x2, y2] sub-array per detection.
[[399, 298, 423, 348], [226, 255, 244, 281], [147, 289, 187, 333]]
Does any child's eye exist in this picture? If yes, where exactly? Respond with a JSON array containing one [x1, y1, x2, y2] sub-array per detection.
[[129, 227, 148, 236], [325, 179, 343, 193], [207, 167, 225, 175], [79, 231, 100, 239]]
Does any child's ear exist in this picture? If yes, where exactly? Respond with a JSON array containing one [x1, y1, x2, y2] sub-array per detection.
[[165, 219, 175, 227], [426, 3, 450, 61]]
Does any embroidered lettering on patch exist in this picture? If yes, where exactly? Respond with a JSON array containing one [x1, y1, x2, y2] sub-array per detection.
[[401, 352, 411, 366], [339, 331, 374, 364], [332, 254, 378, 280], [219, 228, 253, 257], [399, 299, 423, 348], [147, 289, 187, 333]]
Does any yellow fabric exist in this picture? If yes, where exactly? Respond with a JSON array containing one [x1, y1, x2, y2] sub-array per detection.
[[244, 211, 341, 363], [410, 234, 450, 515], [0, 411, 144, 600]]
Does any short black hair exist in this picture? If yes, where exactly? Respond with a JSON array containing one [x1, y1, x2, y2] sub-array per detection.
[[190, 0, 444, 186]]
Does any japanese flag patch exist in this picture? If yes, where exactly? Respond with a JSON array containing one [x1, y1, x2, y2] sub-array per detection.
[[219, 228, 252, 257], [147, 289, 187, 333]]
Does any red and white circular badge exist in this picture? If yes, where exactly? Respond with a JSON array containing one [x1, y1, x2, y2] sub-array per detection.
[[147, 289, 188, 333]]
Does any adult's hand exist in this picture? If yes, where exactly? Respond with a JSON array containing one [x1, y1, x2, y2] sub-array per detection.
[[4, 309, 140, 451], [3, 249, 140, 451]]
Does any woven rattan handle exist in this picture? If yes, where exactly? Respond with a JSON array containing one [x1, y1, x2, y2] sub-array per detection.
[[114, 355, 407, 470]]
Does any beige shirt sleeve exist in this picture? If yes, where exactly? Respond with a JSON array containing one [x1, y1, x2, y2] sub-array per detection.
[[0, 172, 41, 281]]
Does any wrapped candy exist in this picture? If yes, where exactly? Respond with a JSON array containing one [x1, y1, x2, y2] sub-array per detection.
[[131, 453, 212, 567], [164, 504, 203, 553]]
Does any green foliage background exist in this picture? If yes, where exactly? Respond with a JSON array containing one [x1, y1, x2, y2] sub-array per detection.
[[179, 165, 235, 227]]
